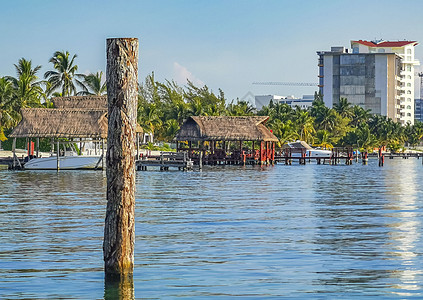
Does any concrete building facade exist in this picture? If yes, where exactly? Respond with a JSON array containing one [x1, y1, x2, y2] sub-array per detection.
[[318, 40, 419, 124]]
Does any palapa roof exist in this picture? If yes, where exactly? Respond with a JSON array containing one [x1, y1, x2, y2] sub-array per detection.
[[175, 116, 279, 142], [10, 108, 109, 138], [52, 95, 107, 109], [10, 95, 142, 138]]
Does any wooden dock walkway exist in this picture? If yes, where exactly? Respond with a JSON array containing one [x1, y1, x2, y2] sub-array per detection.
[[136, 152, 193, 171]]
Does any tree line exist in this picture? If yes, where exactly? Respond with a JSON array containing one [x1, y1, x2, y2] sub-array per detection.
[[1, 52, 423, 152]]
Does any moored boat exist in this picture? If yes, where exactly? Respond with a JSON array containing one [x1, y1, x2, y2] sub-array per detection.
[[285, 141, 332, 158], [24, 153, 102, 170]]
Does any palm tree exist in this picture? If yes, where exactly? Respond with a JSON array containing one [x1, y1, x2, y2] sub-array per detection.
[[79, 71, 107, 95], [44, 51, 85, 96], [270, 119, 298, 147], [294, 109, 315, 144], [0, 77, 19, 143], [137, 102, 162, 141], [158, 80, 188, 126], [350, 105, 372, 127], [314, 130, 333, 149], [7, 58, 43, 110], [407, 121, 423, 146], [227, 100, 255, 116], [318, 108, 338, 132], [334, 97, 353, 119]]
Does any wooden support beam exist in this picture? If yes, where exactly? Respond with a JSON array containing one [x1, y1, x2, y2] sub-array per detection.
[[104, 38, 139, 276]]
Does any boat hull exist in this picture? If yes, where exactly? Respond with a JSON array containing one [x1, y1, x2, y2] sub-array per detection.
[[291, 149, 332, 158], [24, 156, 102, 170]]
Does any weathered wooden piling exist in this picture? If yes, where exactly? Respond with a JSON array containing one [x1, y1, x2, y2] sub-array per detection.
[[103, 38, 139, 276]]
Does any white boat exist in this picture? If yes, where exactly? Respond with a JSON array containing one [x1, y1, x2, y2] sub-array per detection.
[[285, 141, 332, 158], [24, 155, 102, 170]]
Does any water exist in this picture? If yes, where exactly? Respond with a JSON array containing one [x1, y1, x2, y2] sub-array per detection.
[[1, 159, 423, 299]]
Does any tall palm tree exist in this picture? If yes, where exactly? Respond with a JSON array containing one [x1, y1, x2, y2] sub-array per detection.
[[350, 105, 372, 127], [334, 97, 353, 119], [44, 51, 85, 96], [0, 77, 19, 142], [314, 130, 333, 149], [7, 58, 43, 110], [79, 71, 107, 95], [137, 102, 162, 141], [270, 119, 298, 147], [158, 80, 188, 125], [294, 109, 315, 144], [227, 100, 255, 116]]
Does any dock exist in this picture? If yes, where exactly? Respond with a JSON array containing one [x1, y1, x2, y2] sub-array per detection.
[[136, 152, 193, 171]]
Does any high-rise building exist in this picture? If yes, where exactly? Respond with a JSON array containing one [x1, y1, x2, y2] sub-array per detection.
[[318, 40, 419, 124], [415, 98, 423, 123]]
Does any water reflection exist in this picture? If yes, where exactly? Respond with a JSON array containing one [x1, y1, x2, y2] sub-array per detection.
[[1, 161, 423, 298], [104, 273, 134, 300], [384, 160, 422, 296]]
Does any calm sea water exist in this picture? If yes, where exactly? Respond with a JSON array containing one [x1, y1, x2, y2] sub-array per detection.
[[1, 158, 423, 299]]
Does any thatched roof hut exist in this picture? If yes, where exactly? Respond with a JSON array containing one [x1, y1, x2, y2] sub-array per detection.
[[175, 116, 278, 142], [10, 108, 109, 138], [10, 95, 143, 139], [10, 108, 143, 139], [52, 96, 107, 109]]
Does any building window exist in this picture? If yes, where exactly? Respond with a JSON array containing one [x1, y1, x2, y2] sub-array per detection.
[[407, 65, 412, 72], [378, 49, 385, 53], [407, 83, 412, 87], [407, 49, 412, 54], [353, 47, 359, 54], [407, 113, 411, 117], [407, 90, 412, 94], [408, 98, 412, 102], [407, 105, 411, 109], [408, 75, 412, 79]]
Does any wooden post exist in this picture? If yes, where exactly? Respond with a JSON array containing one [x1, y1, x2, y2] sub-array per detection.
[[102, 138, 105, 170], [12, 138, 16, 168], [199, 149, 203, 170], [56, 140, 60, 170], [36, 137, 40, 158], [104, 38, 138, 276], [136, 133, 139, 160]]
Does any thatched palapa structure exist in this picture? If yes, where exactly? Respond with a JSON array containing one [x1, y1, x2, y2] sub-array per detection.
[[175, 116, 278, 165], [52, 95, 107, 109], [10, 108, 108, 138], [9, 96, 143, 169]]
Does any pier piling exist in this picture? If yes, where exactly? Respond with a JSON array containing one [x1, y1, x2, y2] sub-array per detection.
[[103, 38, 138, 277]]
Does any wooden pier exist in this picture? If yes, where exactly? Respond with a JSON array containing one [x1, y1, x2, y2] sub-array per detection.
[[136, 152, 193, 171]]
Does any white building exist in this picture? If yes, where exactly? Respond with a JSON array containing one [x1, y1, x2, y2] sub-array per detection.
[[255, 95, 314, 110], [318, 40, 419, 125], [351, 40, 419, 124]]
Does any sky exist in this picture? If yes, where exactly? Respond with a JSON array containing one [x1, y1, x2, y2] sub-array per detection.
[[2, 0, 423, 102]]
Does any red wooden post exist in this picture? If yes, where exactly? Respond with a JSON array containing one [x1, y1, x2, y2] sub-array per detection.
[[260, 141, 264, 165]]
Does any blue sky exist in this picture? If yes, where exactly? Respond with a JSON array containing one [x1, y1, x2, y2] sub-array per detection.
[[1, 0, 423, 101]]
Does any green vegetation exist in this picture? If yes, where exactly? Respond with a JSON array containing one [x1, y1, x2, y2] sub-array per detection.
[[1, 54, 422, 153]]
